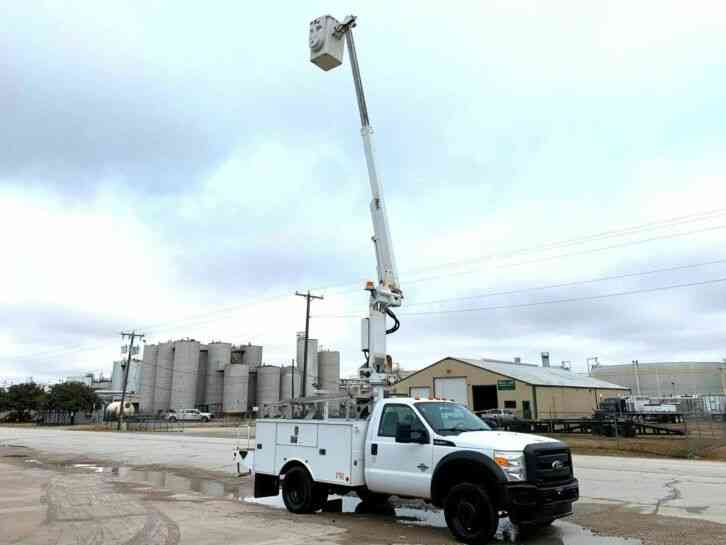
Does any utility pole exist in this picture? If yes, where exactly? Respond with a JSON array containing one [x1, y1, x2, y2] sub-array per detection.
[[118, 331, 144, 431], [632, 359, 641, 396], [295, 291, 323, 397], [291, 358, 295, 400]]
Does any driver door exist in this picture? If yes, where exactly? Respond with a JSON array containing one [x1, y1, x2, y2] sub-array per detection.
[[365, 404, 433, 498]]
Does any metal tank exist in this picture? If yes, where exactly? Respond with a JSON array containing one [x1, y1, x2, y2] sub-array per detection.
[[248, 368, 257, 410], [105, 400, 135, 418], [297, 332, 319, 395], [125, 359, 143, 393], [223, 363, 249, 414], [242, 344, 263, 367], [111, 360, 124, 391], [112, 359, 142, 392], [196, 347, 208, 407], [257, 365, 281, 408], [170, 340, 201, 411], [204, 344, 228, 413], [139, 344, 158, 414], [317, 350, 341, 393], [280, 366, 301, 401], [208, 342, 232, 371], [152, 342, 174, 414]]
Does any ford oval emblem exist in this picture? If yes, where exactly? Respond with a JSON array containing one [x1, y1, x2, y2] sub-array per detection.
[[552, 460, 564, 470]]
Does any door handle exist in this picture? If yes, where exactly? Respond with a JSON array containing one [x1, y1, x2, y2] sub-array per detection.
[[371, 443, 378, 455]]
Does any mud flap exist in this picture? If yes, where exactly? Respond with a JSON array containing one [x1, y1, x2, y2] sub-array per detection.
[[254, 473, 280, 498]]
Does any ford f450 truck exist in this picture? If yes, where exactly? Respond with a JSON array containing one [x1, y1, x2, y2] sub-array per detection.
[[253, 398, 579, 544]]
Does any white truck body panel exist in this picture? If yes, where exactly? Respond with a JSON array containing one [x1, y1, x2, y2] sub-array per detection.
[[255, 419, 367, 486]]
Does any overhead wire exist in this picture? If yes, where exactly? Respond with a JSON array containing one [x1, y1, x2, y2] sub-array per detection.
[[9, 209, 726, 364], [313, 276, 726, 319]]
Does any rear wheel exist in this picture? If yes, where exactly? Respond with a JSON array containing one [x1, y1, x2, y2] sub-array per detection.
[[281, 467, 316, 514], [444, 483, 498, 544], [312, 485, 328, 511]]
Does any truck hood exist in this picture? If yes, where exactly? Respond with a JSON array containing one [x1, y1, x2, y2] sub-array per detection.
[[450, 431, 562, 451]]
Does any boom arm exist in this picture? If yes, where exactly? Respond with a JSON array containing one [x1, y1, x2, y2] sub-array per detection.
[[340, 18, 402, 394], [309, 14, 402, 401]]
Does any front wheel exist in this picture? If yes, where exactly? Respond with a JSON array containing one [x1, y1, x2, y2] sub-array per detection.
[[201, 416, 209, 422], [281, 467, 316, 514], [444, 483, 498, 545]]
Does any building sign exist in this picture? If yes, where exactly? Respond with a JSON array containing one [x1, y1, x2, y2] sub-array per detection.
[[497, 379, 515, 391]]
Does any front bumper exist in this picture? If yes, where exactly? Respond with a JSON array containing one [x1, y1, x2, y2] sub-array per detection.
[[499, 479, 579, 524]]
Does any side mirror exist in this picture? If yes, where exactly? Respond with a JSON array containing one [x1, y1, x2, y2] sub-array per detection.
[[396, 423, 428, 444], [395, 422, 412, 443]]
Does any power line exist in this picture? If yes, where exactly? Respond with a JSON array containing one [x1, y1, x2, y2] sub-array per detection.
[[404, 257, 726, 307], [398, 223, 726, 288], [312, 207, 726, 292], [315, 276, 726, 319], [404, 207, 726, 275], [9, 212, 726, 364]]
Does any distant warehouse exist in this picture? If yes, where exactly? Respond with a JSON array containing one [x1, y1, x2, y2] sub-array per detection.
[[591, 361, 726, 396], [393, 357, 628, 419]]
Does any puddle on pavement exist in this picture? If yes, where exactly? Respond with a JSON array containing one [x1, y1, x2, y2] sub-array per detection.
[[244, 493, 640, 545], [44, 452, 638, 545], [110, 466, 244, 499]]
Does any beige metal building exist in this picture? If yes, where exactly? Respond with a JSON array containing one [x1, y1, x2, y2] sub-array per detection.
[[591, 361, 726, 396], [393, 357, 629, 419]]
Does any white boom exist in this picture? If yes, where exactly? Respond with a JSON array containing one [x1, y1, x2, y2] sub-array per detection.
[[309, 15, 402, 400]]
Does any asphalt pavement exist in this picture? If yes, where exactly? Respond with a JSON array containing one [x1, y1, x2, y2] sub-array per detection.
[[2, 426, 726, 526]]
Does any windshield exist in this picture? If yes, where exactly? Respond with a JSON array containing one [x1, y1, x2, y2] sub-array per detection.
[[415, 402, 491, 435]]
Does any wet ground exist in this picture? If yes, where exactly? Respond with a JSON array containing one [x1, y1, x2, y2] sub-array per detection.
[[3, 427, 726, 544]]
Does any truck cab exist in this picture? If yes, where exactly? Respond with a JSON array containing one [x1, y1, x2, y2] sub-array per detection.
[[253, 398, 578, 544]]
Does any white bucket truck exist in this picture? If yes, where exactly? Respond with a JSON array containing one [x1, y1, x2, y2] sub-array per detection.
[[253, 15, 579, 544]]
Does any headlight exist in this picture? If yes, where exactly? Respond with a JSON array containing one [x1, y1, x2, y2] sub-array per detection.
[[493, 450, 527, 482]]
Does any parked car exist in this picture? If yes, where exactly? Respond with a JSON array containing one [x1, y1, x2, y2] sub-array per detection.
[[480, 408, 518, 424], [165, 409, 212, 422]]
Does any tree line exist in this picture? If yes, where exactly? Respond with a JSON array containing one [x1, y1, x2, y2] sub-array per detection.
[[0, 381, 101, 423]]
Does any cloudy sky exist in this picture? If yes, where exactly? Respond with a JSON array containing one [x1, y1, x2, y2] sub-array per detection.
[[2, 2, 726, 383]]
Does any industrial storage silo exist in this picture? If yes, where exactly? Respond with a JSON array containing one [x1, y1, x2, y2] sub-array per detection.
[[223, 363, 249, 414], [196, 346, 208, 407], [170, 340, 201, 411], [124, 359, 143, 393], [318, 350, 341, 393], [280, 366, 301, 401], [113, 359, 142, 392], [297, 333, 319, 395], [242, 344, 263, 367], [153, 342, 174, 414], [248, 368, 257, 410], [111, 360, 123, 391], [205, 342, 230, 412], [139, 344, 158, 414], [209, 342, 232, 371], [257, 365, 281, 408]]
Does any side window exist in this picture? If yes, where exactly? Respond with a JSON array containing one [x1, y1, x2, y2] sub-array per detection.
[[378, 405, 426, 437]]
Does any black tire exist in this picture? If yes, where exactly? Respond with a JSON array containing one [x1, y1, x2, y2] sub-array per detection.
[[168, 416, 177, 422], [201, 417, 209, 423], [281, 466, 316, 514], [312, 485, 328, 511], [356, 489, 391, 505], [444, 483, 498, 545]]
